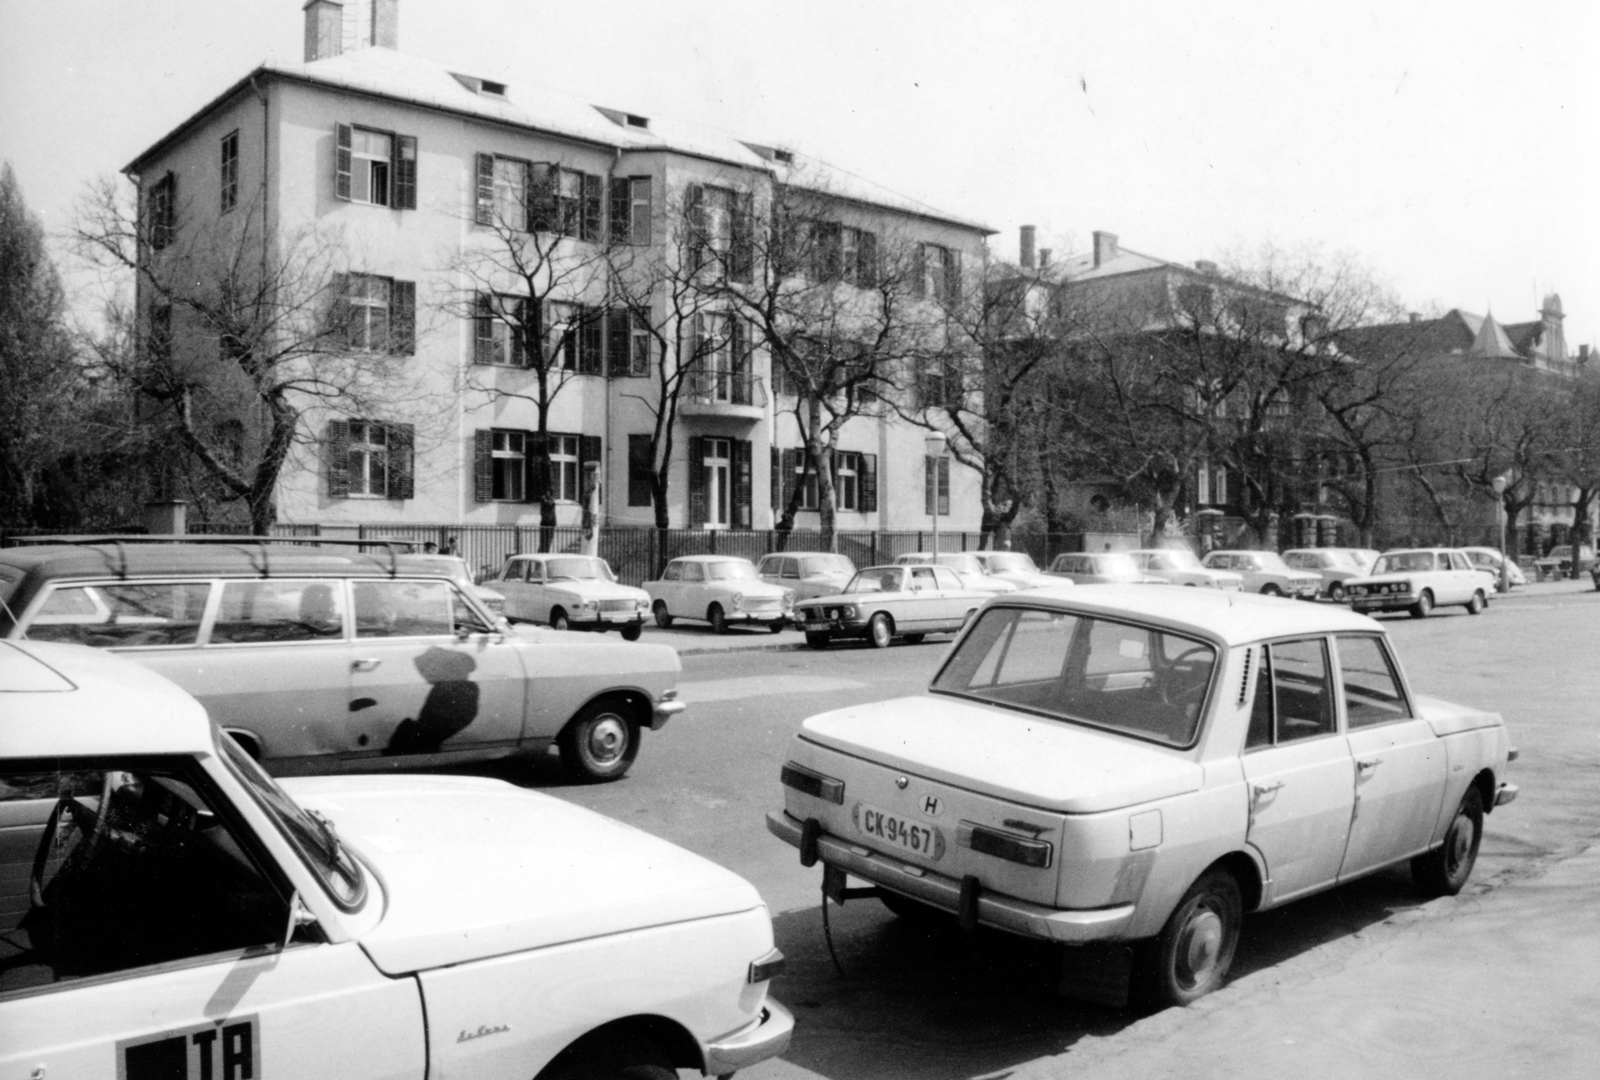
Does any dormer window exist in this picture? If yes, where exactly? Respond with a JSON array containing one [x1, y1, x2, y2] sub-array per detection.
[[626, 114, 649, 129], [451, 72, 507, 97], [774, 149, 794, 164], [480, 79, 507, 97]]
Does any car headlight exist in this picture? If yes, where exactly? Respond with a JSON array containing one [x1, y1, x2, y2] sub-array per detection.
[[636, 598, 649, 612], [729, 591, 744, 610], [782, 588, 796, 607]]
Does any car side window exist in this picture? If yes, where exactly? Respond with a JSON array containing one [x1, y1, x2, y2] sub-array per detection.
[[682, 563, 704, 583], [1337, 635, 1412, 728], [353, 579, 453, 638], [782, 559, 800, 579], [1268, 638, 1335, 742], [663, 562, 683, 582], [932, 567, 962, 590], [910, 567, 937, 590], [24, 582, 212, 649], [2, 760, 291, 995], [210, 579, 346, 644]]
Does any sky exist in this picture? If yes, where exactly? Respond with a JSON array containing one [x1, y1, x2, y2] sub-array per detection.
[[2, 0, 1596, 343]]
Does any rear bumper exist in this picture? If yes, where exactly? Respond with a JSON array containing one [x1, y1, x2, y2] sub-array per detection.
[[651, 697, 686, 730], [766, 810, 1135, 944], [703, 1000, 795, 1076], [1495, 782, 1519, 807]]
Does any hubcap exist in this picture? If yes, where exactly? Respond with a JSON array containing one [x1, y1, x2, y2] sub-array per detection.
[[1448, 814, 1473, 869], [586, 716, 627, 764], [1178, 909, 1223, 986]]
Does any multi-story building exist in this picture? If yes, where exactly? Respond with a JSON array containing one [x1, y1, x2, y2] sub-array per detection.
[[126, 0, 990, 540]]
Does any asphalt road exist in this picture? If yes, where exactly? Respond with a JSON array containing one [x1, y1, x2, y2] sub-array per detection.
[[499, 586, 1600, 1079]]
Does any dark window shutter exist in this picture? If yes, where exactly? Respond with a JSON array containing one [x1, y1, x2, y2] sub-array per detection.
[[770, 446, 779, 510], [861, 453, 878, 513], [335, 123, 353, 201], [529, 164, 556, 232], [474, 153, 495, 225], [782, 448, 800, 507], [607, 308, 631, 376], [388, 423, 415, 498], [474, 293, 493, 365], [327, 420, 352, 498], [628, 434, 653, 507], [390, 279, 415, 355], [730, 190, 754, 282], [733, 439, 753, 529], [631, 176, 652, 245], [609, 178, 631, 245], [688, 436, 707, 526], [579, 434, 602, 468], [394, 135, 417, 209], [512, 297, 528, 367], [581, 172, 603, 241], [731, 318, 750, 405], [859, 230, 878, 287], [686, 184, 704, 272], [474, 429, 494, 502], [946, 250, 962, 303], [912, 244, 927, 299], [925, 456, 935, 516], [526, 432, 549, 504], [330, 273, 351, 349], [578, 308, 602, 374], [939, 457, 950, 516], [631, 313, 651, 376]]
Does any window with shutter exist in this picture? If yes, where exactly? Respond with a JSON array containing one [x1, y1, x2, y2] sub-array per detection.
[[390, 280, 415, 355], [334, 123, 353, 202], [326, 420, 352, 498], [387, 423, 415, 498], [393, 135, 418, 210], [344, 127, 394, 206], [688, 436, 707, 526], [861, 453, 878, 513], [732, 440, 753, 529]]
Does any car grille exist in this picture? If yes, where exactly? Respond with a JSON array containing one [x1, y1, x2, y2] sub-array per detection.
[[598, 599, 637, 612], [744, 598, 783, 613]]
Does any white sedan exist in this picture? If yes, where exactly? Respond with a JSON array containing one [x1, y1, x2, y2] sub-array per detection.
[[645, 555, 795, 633], [896, 551, 1020, 595], [1131, 548, 1243, 590], [1347, 548, 1495, 618], [490, 553, 650, 639]]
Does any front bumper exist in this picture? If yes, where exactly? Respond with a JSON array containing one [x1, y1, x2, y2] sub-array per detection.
[[796, 616, 865, 637], [1351, 594, 1416, 612], [703, 999, 795, 1076], [766, 810, 1135, 944], [651, 696, 686, 730]]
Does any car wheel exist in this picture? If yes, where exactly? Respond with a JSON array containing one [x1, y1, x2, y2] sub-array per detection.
[[1260, 584, 1283, 597], [768, 619, 786, 634], [620, 622, 643, 642], [1410, 590, 1433, 619], [805, 631, 831, 650], [708, 604, 728, 635], [549, 607, 569, 631], [558, 700, 640, 783], [902, 633, 926, 644], [542, 1037, 676, 1080], [1328, 581, 1346, 602], [867, 612, 893, 649], [652, 601, 673, 629], [1466, 590, 1485, 615], [1412, 786, 1483, 896], [1139, 868, 1241, 1007]]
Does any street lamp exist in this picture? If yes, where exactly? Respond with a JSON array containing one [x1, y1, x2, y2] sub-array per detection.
[[925, 431, 947, 560], [1492, 473, 1510, 593]]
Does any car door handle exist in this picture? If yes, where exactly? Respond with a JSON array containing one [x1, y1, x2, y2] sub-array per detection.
[[1251, 781, 1284, 802], [352, 658, 382, 672], [1357, 757, 1382, 773]]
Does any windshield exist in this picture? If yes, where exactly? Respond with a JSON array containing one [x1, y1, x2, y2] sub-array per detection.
[[1254, 552, 1290, 571], [846, 567, 903, 593], [983, 552, 1038, 573], [219, 734, 366, 911], [706, 560, 757, 581], [932, 606, 1216, 747], [1148, 550, 1202, 571], [800, 555, 854, 576], [546, 556, 613, 582], [1375, 551, 1440, 574]]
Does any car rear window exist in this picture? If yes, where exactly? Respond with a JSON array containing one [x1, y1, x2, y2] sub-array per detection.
[[24, 582, 212, 648], [933, 607, 1217, 747]]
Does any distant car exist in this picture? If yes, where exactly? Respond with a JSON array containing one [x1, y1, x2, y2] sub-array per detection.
[[972, 550, 1061, 590], [490, 553, 650, 639], [645, 555, 794, 633], [1533, 544, 1595, 580], [1346, 548, 1493, 618], [896, 552, 1020, 595], [757, 551, 857, 600], [770, 585, 1517, 1007], [1461, 546, 1527, 592], [1341, 548, 1382, 574], [792, 563, 990, 649], [1201, 550, 1320, 599], [1047, 551, 1166, 585], [1282, 548, 1365, 601], [402, 552, 507, 616], [1130, 548, 1243, 590]]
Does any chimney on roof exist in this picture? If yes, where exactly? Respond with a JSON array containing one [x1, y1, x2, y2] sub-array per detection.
[[1039, 248, 1052, 268], [1580, 344, 1591, 365], [1020, 225, 1036, 269], [370, 0, 398, 48], [304, 0, 343, 62], [1194, 259, 1218, 275], [1093, 230, 1119, 268]]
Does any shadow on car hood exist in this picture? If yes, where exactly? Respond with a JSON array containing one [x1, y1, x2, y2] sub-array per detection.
[[284, 774, 762, 975]]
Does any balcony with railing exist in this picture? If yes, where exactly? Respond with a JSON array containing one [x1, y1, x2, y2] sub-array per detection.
[[680, 367, 767, 422]]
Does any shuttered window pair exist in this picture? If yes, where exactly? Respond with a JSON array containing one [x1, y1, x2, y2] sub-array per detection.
[[686, 437, 753, 528], [326, 420, 415, 499], [473, 430, 602, 504], [912, 243, 962, 303], [474, 154, 602, 239], [773, 448, 878, 513], [609, 176, 652, 245], [803, 221, 878, 285], [331, 274, 415, 355], [334, 123, 417, 209], [925, 456, 950, 516], [687, 184, 754, 283]]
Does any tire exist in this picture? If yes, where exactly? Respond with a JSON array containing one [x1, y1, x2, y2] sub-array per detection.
[[1412, 786, 1483, 896], [805, 631, 831, 650], [558, 700, 640, 783], [1466, 590, 1485, 615], [1138, 869, 1242, 1007], [542, 1039, 676, 1080], [768, 619, 786, 634], [880, 888, 951, 924], [902, 633, 926, 644], [1260, 584, 1283, 597], [620, 622, 642, 642], [1328, 581, 1346, 602], [549, 607, 570, 631], [867, 612, 893, 649], [1410, 590, 1434, 619], [652, 601, 673, 629], [708, 604, 728, 635]]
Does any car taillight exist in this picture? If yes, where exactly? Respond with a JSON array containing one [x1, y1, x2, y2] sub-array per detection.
[[956, 821, 1053, 868], [781, 762, 844, 804]]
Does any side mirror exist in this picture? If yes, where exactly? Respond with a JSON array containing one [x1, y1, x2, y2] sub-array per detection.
[[285, 892, 319, 948]]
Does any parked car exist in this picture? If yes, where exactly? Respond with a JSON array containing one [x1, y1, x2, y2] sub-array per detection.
[[0, 640, 791, 1076], [1200, 550, 1321, 598], [757, 551, 857, 600], [896, 552, 1021, 595], [1345, 548, 1493, 618], [1342, 547, 1382, 574], [792, 564, 990, 649], [489, 553, 649, 639], [1281, 548, 1366, 600], [0, 539, 684, 782], [1130, 548, 1243, 590], [1047, 551, 1165, 585], [644, 555, 794, 633], [1533, 543, 1596, 581], [403, 552, 508, 616], [769, 585, 1517, 1007], [1461, 546, 1527, 592], [972, 550, 1061, 590]]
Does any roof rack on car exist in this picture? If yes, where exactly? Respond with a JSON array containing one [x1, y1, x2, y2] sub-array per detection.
[[12, 534, 418, 579]]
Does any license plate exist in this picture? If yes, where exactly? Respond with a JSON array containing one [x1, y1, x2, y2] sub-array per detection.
[[853, 802, 945, 860], [800, 620, 833, 631]]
